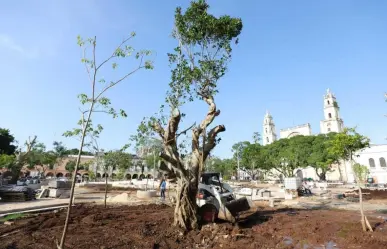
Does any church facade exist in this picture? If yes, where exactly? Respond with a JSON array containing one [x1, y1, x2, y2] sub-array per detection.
[[263, 88, 343, 144], [261, 89, 387, 184]]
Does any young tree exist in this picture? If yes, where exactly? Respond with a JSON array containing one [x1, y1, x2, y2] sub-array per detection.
[[353, 163, 373, 232], [57, 34, 153, 249], [231, 141, 250, 180], [135, 0, 242, 230], [328, 128, 371, 232]]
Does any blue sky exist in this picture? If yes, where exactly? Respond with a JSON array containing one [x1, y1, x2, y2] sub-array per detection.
[[1, 1, 386, 158]]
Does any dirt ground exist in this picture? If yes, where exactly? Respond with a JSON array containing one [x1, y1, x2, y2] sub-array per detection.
[[1, 203, 387, 249], [344, 188, 387, 200]]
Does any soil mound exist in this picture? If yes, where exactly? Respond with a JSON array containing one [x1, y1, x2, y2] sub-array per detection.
[[1, 204, 387, 248]]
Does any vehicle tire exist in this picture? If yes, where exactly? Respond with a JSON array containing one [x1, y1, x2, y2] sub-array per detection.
[[198, 204, 218, 224]]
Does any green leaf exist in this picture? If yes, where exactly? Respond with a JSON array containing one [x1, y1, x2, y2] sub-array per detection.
[[120, 109, 127, 118]]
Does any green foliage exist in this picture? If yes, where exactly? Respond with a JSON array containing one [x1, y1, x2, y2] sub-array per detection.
[[133, 0, 243, 157], [307, 133, 339, 180], [231, 128, 370, 180], [205, 157, 235, 178], [103, 151, 132, 172], [65, 160, 76, 172], [0, 128, 17, 155], [231, 141, 250, 160], [116, 169, 126, 180], [65, 160, 89, 172], [0, 154, 15, 169], [87, 170, 96, 181], [240, 143, 268, 177], [328, 127, 370, 161], [0, 213, 25, 222], [352, 163, 369, 184], [252, 132, 261, 144], [166, 0, 242, 107], [64, 34, 154, 152]]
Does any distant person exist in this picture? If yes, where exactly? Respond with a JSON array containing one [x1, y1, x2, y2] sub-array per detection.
[[159, 178, 167, 201], [303, 181, 312, 195]]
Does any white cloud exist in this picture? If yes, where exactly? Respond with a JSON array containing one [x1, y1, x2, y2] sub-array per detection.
[[0, 34, 39, 58]]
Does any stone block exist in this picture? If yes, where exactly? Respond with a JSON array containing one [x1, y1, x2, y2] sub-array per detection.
[[48, 180, 72, 189], [49, 189, 70, 198]]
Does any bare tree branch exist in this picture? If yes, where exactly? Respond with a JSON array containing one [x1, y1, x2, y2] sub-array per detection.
[[165, 108, 181, 145], [96, 35, 135, 71], [159, 152, 178, 165], [176, 122, 196, 138], [95, 54, 145, 100], [203, 125, 225, 159]]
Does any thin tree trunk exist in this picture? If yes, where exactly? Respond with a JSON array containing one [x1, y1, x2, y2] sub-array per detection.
[[359, 187, 367, 232], [337, 162, 343, 182], [104, 174, 108, 208], [58, 103, 93, 249], [174, 178, 198, 230], [358, 187, 373, 232]]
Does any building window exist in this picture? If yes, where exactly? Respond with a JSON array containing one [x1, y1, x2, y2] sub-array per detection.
[[265, 128, 267, 133], [327, 128, 331, 132], [328, 113, 332, 118], [327, 100, 330, 105], [266, 137, 269, 143], [369, 158, 375, 168], [380, 157, 386, 167]]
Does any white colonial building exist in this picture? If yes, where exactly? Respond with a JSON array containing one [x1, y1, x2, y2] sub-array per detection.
[[263, 89, 387, 184]]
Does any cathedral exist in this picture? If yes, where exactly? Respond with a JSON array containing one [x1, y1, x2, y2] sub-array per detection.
[[262, 89, 344, 145], [258, 89, 387, 184]]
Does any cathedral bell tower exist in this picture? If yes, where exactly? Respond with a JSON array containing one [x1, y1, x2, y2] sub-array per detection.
[[263, 111, 277, 145], [320, 89, 344, 134]]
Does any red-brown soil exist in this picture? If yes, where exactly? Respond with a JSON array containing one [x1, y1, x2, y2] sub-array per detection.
[[345, 188, 387, 200], [1, 204, 387, 249]]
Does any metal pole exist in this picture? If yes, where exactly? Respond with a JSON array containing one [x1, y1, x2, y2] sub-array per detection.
[[236, 149, 240, 181], [153, 149, 156, 189]]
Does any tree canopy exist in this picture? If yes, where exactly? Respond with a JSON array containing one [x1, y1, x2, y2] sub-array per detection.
[[0, 128, 17, 155], [233, 128, 370, 181]]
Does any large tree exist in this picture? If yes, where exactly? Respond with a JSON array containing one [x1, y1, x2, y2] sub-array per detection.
[[240, 143, 268, 180], [263, 135, 314, 178], [136, 0, 242, 230], [307, 133, 338, 181]]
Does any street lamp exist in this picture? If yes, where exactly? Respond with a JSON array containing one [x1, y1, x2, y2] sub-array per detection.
[[236, 146, 241, 181]]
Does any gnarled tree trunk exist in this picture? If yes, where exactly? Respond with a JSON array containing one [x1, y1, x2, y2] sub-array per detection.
[[173, 178, 198, 230], [154, 94, 224, 231]]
